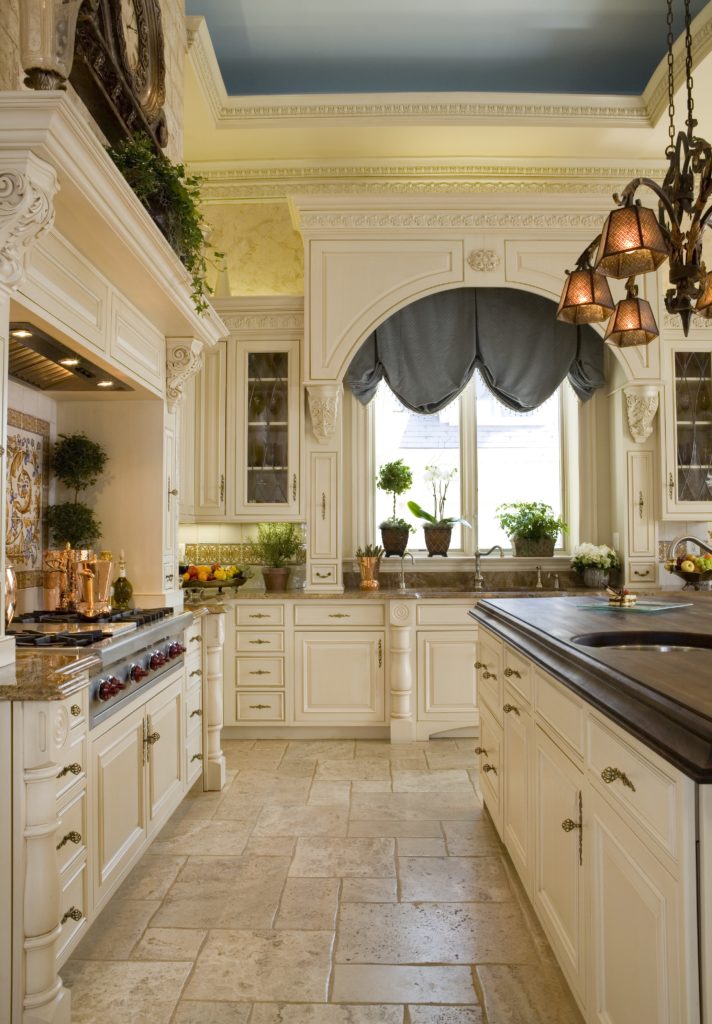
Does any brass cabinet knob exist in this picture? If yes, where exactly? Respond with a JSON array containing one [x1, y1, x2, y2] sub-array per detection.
[[190, 669, 202, 677], [57, 763, 82, 778], [146, 731, 161, 745], [561, 818, 581, 833], [474, 661, 486, 670], [191, 753, 204, 762], [474, 746, 487, 756], [190, 635, 203, 643], [504, 667, 521, 678], [503, 703, 520, 716], [482, 763, 497, 775], [56, 830, 82, 850], [70, 704, 81, 717], [61, 906, 83, 924], [601, 766, 636, 791], [482, 670, 497, 680], [190, 708, 203, 718]]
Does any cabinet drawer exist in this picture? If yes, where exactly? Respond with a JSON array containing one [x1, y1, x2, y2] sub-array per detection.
[[587, 712, 680, 860], [533, 668, 584, 759], [55, 787, 87, 875], [294, 603, 385, 627], [186, 729, 203, 783], [236, 691, 285, 721], [185, 686, 203, 731], [56, 729, 87, 801], [185, 662, 203, 689], [627, 560, 657, 584], [185, 625, 203, 654], [476, 630, 503, 723], [56, 857, 88, 965], [236, 631, 284, 653], [478, 704, 503, 837], [236, 657, 284, 688], [309, 564, 338, 586], [503, 644, 532, 706], [416, 602, 473, 626], [236, 604, 284, 626], [62, 692, 88, 731]]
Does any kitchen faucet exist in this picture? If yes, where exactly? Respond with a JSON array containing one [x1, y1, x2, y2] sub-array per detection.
[[398, 551, 415, 590], [473, 545, 504, 590], [535, 565, 543, 589]]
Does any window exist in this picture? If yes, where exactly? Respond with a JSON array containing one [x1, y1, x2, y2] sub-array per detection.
[[372, 372, 566, 554]]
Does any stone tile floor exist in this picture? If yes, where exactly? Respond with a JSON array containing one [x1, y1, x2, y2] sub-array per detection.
[[62, 738, 584, 1023]]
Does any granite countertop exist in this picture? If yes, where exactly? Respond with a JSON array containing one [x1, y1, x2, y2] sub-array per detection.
[[186, 587, 591, 602], [474, 594, 712, 780], [0, 650, 100, 702]]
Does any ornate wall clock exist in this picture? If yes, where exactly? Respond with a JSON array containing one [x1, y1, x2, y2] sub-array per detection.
[[70, 0, 168, 149]]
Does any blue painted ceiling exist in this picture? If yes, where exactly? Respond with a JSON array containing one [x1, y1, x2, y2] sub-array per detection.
[[186, 0, 708, 97]]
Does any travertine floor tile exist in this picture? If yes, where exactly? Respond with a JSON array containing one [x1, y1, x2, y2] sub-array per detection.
[[351, 781, 393, 793], [213, 794, 274, 821], [408, 1007, 483, 1024], [115, 855, 185, 901], [475, 964, 584, 1023], [184, 929, 334, 1002], [424, 754, 479, 770], [254, 804, 349, 837], [308, 781, 352, 805], [243, 835, 297, 858], [336, 902, 539, 964], [173, 791, 224, 820], [61, 960, 191, 1023], [229, 770, 312, 803], [341, 877, 398, 903], [151, 818, 252, 856], [152, 855, 290, 928], [350, 794, 481, 821], [331, 965, 476, 1004], [398, 856, 512, 902], [250, 1005, 404, 1023], [173, 1003, 252, 1024], [348, 819, 444, 839], [130, 927, 206, 961], [275, 877, 340, 930], [283, 740, 356, 761], [316, 759, 391, 781], [72, 900, 160, 960], [290, 837, 395, 877], [442, 820, 502, 857], [396, 838, 447, 857]]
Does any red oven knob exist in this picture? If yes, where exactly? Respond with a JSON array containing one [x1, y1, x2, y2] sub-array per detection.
[[108, 675, 125, 694], [130, 664, 148, 682], [98, 680, 114, 701], [167, 642, 183, 659], [149, 652, 166, 670]]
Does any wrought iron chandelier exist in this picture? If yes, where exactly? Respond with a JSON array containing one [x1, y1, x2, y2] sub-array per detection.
[[557, 0, 712, 344]]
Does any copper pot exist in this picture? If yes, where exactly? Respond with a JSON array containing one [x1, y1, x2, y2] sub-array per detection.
[[5, 563, 17, 627]]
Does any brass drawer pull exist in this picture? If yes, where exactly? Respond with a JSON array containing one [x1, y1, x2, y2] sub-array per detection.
[[57, 763, 82, 778], [561, 792, 583, 865], [249, 703, 271, 710], [601, 766, 636, 791], [668, 472, 674, 498], [190, 635, 202, 644], [191, 753, 204, 762], [190, 669, 202, 677], [220, 474, 225, 502], [61, 906, 83, 924], [474, 746, 487, 756], [56, 830, 82, 850], [561, 818, 581, 832], [321, 492, 326, 519], [249, 639, 269, 645], [474, 661, 487, 670], [482, 763, 497, 775], [633, 569, 651, 577], [249, 613, 269, 619], [328, 613, 350, 618], [503, 703, 520, 715], [292, 473, 297, 501], [315, 571, 331, 579], [504, 667, 521, 678], [638, 491, 644, 518], [70, 704, 82, 717], [249, 669, 270, 675], [146, 731, 161, 745], [190, 709, 203, 718], [378, 639, 383, 668]]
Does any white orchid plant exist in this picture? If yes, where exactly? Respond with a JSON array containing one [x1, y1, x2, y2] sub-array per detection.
[[407, 466, 470, 528], [570, 542, 620, 572]]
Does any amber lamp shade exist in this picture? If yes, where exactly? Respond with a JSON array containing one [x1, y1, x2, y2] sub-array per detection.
[[695, 272, 712, 319], [604, 296, 659, 347], [556, 268, 615, 324], [595, 206, 669, 279]]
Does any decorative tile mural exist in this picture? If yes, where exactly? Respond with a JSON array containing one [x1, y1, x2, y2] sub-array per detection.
[[6, 410, 50, 590]]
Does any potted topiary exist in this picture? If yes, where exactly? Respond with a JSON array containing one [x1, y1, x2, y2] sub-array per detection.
[[495, 502, 568, 557], [247, 522, 304, 592], [407, 466, 470, 556], [46, 432, 108, 549], [377, 459, 413, 556]]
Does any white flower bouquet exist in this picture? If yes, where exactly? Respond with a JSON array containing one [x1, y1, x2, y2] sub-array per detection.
[[570, 543, 620, 572]]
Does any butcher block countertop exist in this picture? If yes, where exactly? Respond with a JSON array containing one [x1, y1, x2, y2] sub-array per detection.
[[473, 595, 712, 781]]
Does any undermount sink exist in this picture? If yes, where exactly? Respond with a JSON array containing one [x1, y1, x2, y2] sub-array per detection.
[[572, 631, 712, 653]]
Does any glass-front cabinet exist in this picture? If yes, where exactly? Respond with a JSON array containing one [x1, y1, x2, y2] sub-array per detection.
[[663, 341, 712, 518], [232, 337, 301, 517]]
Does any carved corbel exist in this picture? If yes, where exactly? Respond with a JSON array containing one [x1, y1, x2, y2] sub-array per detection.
[[307, 384, 342, 444], [0, 155, 57, 290], [623, 385, 659, 444], [166, 338, 204, 411]]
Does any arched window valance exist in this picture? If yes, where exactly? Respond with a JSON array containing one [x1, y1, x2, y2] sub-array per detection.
[[344, 287, 605, 414]]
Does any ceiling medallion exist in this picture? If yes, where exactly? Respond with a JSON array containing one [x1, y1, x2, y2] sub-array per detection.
[[467, 249, 501, 272], [557, 0, 712, 344]]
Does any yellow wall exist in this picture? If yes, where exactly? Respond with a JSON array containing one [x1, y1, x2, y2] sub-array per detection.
[[205, 202, 304, 296]]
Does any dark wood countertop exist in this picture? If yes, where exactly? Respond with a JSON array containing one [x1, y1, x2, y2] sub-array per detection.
[[473, 595, 712, 782]]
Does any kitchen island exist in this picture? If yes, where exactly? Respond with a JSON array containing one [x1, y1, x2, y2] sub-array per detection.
[[472, 595, 712, 1024]]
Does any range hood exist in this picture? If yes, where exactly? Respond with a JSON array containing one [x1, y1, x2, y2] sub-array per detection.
[[9, 323, 132, 393]]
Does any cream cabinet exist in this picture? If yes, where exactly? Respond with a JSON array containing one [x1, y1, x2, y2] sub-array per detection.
[[178, 369, 197, 521], [229, 602, 288, 725], [417, 631, 477, 722], [502, 681, 533, 888], [661, 340, 712, 519], [625, 449, 657, 589], [295, 630, 386, 724], [477, 703, 503, 837], [194, 340, 227, 519]]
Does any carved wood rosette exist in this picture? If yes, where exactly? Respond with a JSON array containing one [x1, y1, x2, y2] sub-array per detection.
[[166, 338, 204, 411], [623, 385, 659, 444], [467, 248, 501, 272], [307, 384, 342, 445], [0, 156, 57, 290]]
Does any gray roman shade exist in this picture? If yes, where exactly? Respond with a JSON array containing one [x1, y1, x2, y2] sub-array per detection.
[[345, 287, 605, 413]]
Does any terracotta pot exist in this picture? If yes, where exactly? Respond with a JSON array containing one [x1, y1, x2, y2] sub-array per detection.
[[358, 556, 381, 590], [423, 525, 452, 557], [262, 566, 290, 592], [380, 525, 410, 557], [510, 536, 555, 558]]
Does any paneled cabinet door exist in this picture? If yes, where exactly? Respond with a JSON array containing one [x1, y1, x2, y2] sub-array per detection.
[[627, 449, 655, 557], [195, 341, 227, 518], [587, 788, 688, 1024], [91, 704, 147, 909], [502, 683, 533, 889], [295, 631, 385, 724], [662, 343, 712, 519], [178, 371, 196, 521], [533, 725, 586, 1006], [477, 703, 503, 838], [164, 415, 178, 571], [310, 451, 337, 559], [146, 675, 184, 833], [417, 631, 477, 722]]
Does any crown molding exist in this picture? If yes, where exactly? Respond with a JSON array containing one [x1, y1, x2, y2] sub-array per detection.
[[210, 296, 304, 335], [643, 5, 712, 127]]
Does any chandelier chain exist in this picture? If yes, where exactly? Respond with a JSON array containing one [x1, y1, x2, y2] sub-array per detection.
[[666, 0, 676, 151], [684, 0, 695, 134]]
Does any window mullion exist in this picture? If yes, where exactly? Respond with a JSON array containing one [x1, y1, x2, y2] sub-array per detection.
[[460, 379, 477, 556]]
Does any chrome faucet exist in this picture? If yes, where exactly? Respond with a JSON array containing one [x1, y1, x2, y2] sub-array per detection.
[[473, 545, 504, 590], [547, 572, 560, 590], [535, 565, 543, 589], [398, 551, 415, 591]]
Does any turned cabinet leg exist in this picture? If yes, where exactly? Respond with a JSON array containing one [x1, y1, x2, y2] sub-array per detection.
[[203, 612, 226, 791], [389, 603, 416, 743]]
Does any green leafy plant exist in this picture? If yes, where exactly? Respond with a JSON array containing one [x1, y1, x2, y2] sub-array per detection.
[[46, 433, 108, 548], [407, 466, 470, 528], [355, 544, 384, 558], [495, 502, 568, 541], [247, 522, 304, 568], [377, 459, 413, 527], [107, 133, 224, 315]]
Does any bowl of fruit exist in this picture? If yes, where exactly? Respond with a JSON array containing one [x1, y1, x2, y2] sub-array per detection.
[[181, 564, 252, 591], [665, 553, 712, 588]]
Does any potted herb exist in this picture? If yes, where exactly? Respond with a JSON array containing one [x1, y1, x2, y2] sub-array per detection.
[[377, 459, 413, 556], [495, 502, 568, 557], [407, 466, 469, 556], [355, 544, 384, 590], [571, 543, 619, 588], [247, 522, 304, 592], [46, 433, 108, 548]]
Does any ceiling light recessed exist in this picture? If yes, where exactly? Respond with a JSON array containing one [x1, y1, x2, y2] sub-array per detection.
[[59, 357, 80, 367], [11, 329, 32, 338], [97, 380, 114, 388]]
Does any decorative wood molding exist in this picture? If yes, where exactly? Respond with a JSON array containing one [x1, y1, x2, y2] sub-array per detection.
[[295, 210, 605, 232], [467, 248, 501, 272], [166, 338, 204, 411], [220, 313, 304, 332], [624, 385, 659, 444], [0, 155, 57, 289], [662, 309, 708, 332], [307, 385, 342, 444]]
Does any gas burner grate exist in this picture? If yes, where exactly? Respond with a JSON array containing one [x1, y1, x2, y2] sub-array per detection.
[[13, 629, 110, 648], [17, 607, 175, 626]]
